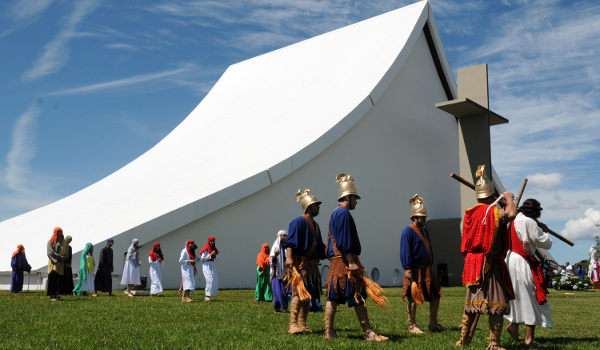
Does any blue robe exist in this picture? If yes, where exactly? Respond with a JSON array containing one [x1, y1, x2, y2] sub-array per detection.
[[400, 225, 432, 269], [326, 207, 361, 257], [11, 253, 31, 293], [286, 216, 325, 304], [286, 216, 326, 259], [326, 207, 365, 306]]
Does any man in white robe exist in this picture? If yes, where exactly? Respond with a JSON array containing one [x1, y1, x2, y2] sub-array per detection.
[[505, 199, 553, 345]]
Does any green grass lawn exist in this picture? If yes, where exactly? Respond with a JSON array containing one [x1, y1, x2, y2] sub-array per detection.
[[1, 287, 598, 350]]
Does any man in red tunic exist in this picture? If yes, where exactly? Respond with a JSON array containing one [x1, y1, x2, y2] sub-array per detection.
[[456, 165, 516, 350]]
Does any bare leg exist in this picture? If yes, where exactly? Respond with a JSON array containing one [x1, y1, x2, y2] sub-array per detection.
[[524, 325, 535, 346], [506, 322, 519, 342]]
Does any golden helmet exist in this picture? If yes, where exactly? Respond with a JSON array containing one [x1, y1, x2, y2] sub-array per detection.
[[295, 188, 322, 211], [475, 164, 495, 199], [336, 173, 361, 201], [409, 194, 427, 218]]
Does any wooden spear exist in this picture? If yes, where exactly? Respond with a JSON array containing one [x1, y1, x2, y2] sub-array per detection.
[[449, 172, 574, 246]]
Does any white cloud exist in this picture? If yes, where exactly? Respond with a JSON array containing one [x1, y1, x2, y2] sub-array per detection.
[[22, 0, 98, 81], [562, 208, 600, 241], [104, 43, 138, 51], [527, 173, 562, 189], [48, 65, 195, 96], [0, 0, 54, 37], [518, 188, 600, 222], [4, 104, 40, 193], [0, 104, 68, 221], [150, 0, 481, 51], [229, 31, 300, 51], [9, 0, 54, 20], [459, 0, 600, 183]]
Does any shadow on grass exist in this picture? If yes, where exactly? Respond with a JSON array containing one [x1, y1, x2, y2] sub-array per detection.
[[536, 336, 600, 344], [506, 337, 600, 350]]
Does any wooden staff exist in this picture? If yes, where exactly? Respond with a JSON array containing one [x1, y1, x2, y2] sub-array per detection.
[[449, 172, 475, 190], [538, 224, 575, 247], [514, 178, 528, 207], [449, 172, 574, 246]]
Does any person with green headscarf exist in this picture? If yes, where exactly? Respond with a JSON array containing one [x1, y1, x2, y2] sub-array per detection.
[[73, 243, 96, 296]]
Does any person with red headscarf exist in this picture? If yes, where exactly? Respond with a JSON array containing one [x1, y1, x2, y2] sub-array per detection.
[[179, 240, 199, 303], [199, 236, 219, 301], [10, 244, 31, 293], [47, 227, 65, 301], [255, 242, 272, 302], [148, 242, 164, 296]]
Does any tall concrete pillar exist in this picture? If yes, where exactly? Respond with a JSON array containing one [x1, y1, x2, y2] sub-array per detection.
[[436, 64, 508, 213]]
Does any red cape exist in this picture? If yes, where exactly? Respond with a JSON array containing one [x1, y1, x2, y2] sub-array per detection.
[[461, 203, 499, 286]]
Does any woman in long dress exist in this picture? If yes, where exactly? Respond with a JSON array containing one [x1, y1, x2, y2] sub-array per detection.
[[199, 236, 219, 302], [270, 230, 288, 311], [47, 227, 65, 301], [255, 242, 272, 302], [148, 242, 164, 296], [73, 243, 96, 296], [121, 238, 141, 297], [60, 236, 74, 295], [10, 245, 31, 293], [179, 240, 199, 303]]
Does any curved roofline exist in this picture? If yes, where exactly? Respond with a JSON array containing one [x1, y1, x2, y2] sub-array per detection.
[[113, 1, 455, 249], [1, 1, 458, 271]]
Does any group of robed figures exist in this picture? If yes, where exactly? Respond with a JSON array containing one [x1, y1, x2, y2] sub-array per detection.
[[270, 166, 555, 349]]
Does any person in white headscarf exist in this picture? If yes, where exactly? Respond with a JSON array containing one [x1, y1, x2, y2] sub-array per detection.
[[270, 230, 289, 312], [121, 238, 141, 297]]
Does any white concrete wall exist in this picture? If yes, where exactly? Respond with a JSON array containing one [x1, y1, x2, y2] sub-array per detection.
[[123, 31, 460, 290]]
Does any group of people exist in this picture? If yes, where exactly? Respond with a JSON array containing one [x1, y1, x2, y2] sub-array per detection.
[[178, 237, 220, 302], [249, 167, 557, 348], [38, 229, 117, 300], [8, 165, 560, 348], [10, 229, 220, 303], [453, 165, 554, 349], [117, 236, 221, 302], [399, 166, 556, 349], [254, 174, 389, 341]]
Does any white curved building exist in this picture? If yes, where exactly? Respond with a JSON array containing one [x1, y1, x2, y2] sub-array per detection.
[[0, 1, 507, 289]]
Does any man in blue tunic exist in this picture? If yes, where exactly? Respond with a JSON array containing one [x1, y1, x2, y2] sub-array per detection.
[[400, 194, 444, 335], [324, 173, 388, 342], [285, 188, 326, 334]]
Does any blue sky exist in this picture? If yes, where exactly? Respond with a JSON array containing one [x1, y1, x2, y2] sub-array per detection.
[[1, 0, 599, 264]]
